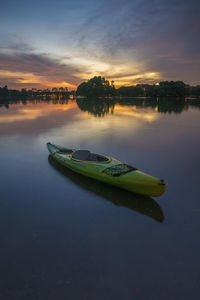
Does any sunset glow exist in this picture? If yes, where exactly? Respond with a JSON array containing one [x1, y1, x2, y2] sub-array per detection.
[[0, 0, 199, 90]]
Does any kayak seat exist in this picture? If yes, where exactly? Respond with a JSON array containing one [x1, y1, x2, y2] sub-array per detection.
[[72, 150, 91, 160], [72, 150, 108, 162]]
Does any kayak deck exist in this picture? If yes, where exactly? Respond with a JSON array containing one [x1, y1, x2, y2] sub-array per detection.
[[47, 142, 168, 197]]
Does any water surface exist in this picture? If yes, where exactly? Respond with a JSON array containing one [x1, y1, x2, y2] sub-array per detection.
[[0, 98, 200, 300]]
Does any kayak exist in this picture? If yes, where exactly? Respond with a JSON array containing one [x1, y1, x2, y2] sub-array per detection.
[[47, 142, 168, 197]]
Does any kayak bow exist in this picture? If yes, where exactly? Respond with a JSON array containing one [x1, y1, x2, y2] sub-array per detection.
[[47, 142, 168, 197]]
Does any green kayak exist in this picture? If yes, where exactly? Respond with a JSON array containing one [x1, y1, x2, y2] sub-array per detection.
[[47, 142, 168, 197]]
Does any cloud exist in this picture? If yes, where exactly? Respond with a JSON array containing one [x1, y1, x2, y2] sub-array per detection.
[[68, 0, 200, 84], [0, 51, 83, 89], [0, 34, 35, 53]]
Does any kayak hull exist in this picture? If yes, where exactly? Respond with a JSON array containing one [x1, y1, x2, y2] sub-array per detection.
[[47, 143, 168, 197]]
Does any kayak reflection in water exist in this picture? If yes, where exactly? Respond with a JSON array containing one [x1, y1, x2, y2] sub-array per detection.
[[48, 155, 164, 223]]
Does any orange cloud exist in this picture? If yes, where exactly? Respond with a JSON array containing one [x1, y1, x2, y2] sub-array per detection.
[[0, 53, 81, 90]]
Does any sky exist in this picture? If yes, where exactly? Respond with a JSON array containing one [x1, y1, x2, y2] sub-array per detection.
[[0, 0, 199, 90]]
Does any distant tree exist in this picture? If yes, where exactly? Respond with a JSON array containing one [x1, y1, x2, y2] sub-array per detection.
[[117, 86, 144, 97], [21, 88, 28, 98], [155, 81, 188, 97], [0, 85, 9, 99], [77, 76, 116, 98], [3, 85, 9, 97], [189, 85, 200, 97]]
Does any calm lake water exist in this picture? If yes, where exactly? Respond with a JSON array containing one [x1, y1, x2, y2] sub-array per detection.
[[0, 98, 200, 300]]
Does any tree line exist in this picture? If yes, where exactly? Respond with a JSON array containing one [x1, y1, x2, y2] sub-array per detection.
[[1, 76, 200, 100], [77, 76, 200, 98], [0, 85, 75, 100]]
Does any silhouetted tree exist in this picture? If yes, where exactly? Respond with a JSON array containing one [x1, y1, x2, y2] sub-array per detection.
[[189, 86, 200, 97], [117, 86, 144, 97], [155, 81, 188, 97], [77, 76, 116, 98]]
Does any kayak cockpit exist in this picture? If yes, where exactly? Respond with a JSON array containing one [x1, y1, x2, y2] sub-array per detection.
[[72, 150, 109, 162]]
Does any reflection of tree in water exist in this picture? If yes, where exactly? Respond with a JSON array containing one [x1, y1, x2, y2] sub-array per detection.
[[0, 103, 10, 109], [117, 98, 158, 109], [0, 98, 23, 109], [117, 98, 188, 114], [157, 98, 200, 113], [157, 98, 188, 114], [1, 97, 200, 114], [0, 98, 69, 109], [188, 99, 200, 111], [77, 97, 200, 117], [77, 98, 115, 117]]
